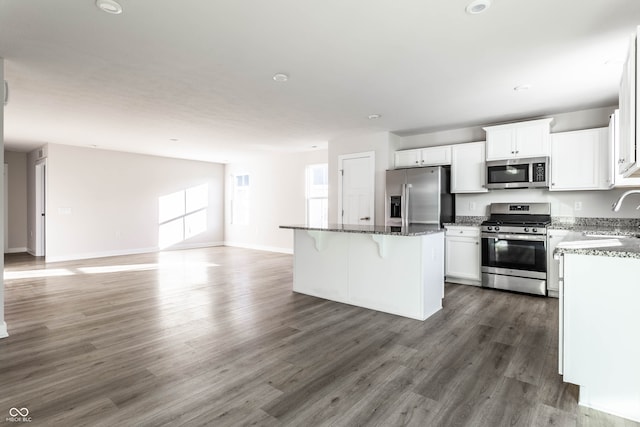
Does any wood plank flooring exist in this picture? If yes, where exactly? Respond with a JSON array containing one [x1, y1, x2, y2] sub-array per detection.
[[1, 247, 638, 426]]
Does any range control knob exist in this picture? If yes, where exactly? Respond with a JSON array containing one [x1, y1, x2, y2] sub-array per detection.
[[524, 227, 530, 232], [487, 226, 493, 231], [495, 226, 500, 231], [532, 228, 538, 233]]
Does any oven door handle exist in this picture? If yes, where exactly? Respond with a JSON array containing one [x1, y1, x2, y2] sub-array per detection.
[[481, 233, 546, 242]]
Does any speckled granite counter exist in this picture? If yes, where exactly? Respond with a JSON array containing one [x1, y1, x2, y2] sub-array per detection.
[[442, 217, 485, 227], [279, 223, 443, 236], [554, 231, 640, 259]]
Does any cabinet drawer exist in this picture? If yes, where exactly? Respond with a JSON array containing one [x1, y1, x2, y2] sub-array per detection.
[[445, 227, 480, 238]]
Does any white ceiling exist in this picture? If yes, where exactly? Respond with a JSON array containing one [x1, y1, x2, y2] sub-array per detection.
[[1, 0, 639, 163]]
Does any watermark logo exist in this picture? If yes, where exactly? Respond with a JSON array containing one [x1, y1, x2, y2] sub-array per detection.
[[6, 407, 32, 423]]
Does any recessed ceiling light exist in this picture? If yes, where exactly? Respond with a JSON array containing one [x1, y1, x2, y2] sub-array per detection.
[[169, 138, 179, 142], [514, 84, 532, 92], [466, 0, 491, 14], [273, 73, 289, 82], [368, 114, 382, 120], [311, 145, 318, 148], [96, 0, 123, 14]]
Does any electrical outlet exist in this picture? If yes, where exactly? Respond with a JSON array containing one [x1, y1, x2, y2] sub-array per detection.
[[469, 202, 476, 211], [574, 201, 583, 211]]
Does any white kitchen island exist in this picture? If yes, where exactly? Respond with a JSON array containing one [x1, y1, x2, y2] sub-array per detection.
[[280, 224, 445, 321]]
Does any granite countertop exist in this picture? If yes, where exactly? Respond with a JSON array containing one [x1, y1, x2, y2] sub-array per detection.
[[279, 223, 444, 236], [554, 231, 640, 259], [443, 216, 486, 227]]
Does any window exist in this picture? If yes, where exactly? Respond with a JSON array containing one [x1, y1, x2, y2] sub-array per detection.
[[306, 164, 328, 227], [158, 184, 209, 248], [232, 174, 250, 225]]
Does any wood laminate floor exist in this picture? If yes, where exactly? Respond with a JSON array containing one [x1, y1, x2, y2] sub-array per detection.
[[1, 247, 638, 427]]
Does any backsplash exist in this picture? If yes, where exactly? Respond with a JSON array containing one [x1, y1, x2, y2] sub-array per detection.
[[455, 187, 640, 219]]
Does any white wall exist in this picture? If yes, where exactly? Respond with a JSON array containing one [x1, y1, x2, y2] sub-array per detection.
[[224, 149, 327, 253], [5, 151, 27, 252], [1, 57, 7, 338], [43, 144, 224, 262], [327, 132, 399, 225]]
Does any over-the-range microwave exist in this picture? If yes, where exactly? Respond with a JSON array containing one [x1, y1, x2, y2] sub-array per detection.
[[485, 157, 549, 189]]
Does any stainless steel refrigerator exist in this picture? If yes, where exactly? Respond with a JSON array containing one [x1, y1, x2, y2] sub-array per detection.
[[385, 166, 454, 227]]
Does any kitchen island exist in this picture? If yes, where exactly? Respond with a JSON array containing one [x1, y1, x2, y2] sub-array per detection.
[[279, 224, 445, 321]]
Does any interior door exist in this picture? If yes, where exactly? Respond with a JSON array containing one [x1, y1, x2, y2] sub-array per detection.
[[339, 152, 375, 226], [35, 160, 46, 257]]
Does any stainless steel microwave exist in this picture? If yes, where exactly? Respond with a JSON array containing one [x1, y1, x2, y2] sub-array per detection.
[[485, 157, 549, 189]]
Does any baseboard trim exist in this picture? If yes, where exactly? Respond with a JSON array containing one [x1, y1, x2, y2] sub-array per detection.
[[5, 247, 28, 254], [224, 241, 293, 254], [44, 242, 225, 263], [0, 321, 8, 339], [167, 241, 224, 251], [446, 277, 481, 287]]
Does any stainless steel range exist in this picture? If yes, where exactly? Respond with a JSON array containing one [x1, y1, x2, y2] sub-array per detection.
[[480, 203, 551, 296]]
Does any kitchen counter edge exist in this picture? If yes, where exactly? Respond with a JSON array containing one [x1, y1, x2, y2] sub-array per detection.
[[279, 224, 444, 237]]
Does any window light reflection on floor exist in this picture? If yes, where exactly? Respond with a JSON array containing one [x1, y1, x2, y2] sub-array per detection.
[[4, 268, 75, 280], [4, 262, 219, 280]]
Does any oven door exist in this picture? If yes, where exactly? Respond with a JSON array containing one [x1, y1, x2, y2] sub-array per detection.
[[481, 232, 546, 279]]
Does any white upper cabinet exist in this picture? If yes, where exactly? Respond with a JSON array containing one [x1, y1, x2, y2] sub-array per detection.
[[609, 109, 640, 187], [617, 27, 639, 177], [484, 118, 554, 160], [395, 146, 451, 168], [395, 149, 422, 168], [422, 145, 452, 166], [550, 128, 610, 191], [451, 141, 488, 193]]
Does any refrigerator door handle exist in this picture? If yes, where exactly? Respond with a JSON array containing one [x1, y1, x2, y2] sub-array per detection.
[[403, 183, 412, 228]]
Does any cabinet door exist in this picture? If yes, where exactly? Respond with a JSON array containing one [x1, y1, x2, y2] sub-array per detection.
[[550, 128, 609, 191], [395, 149, 421, 168], [618, 35, 636, 175], [609, 110, 640, 186], [421, 145, 452, 166], [516, 125, 550, 158], [547, 230, 569, 295], [451, 141, 488, 193], [445, 235, 480, 281], [485, 128, 514, 160]]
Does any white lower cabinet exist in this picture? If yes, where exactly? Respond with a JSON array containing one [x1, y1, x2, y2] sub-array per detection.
[[546, 229, 570, 298], [445, 226, 481, 285]]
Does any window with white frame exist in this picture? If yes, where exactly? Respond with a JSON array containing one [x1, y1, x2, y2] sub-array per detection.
[[232, 174, 250, 225], [305, 164, 328, 227]]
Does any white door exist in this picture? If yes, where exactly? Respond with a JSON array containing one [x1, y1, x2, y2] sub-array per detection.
[[338, 152, 375, 226], [35, 160, 46, 257]]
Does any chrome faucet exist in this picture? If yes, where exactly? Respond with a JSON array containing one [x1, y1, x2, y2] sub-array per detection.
[[611, 189, 640, 212]]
